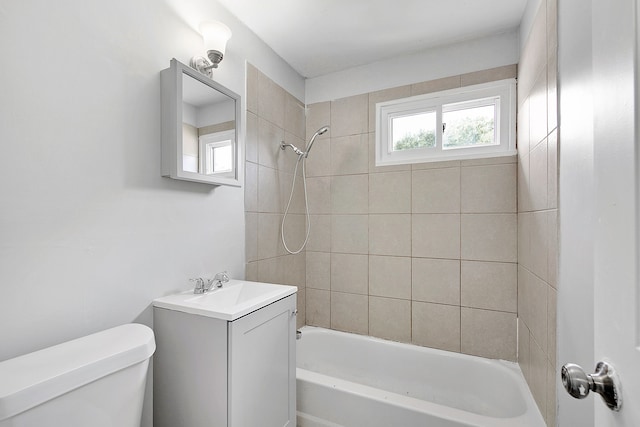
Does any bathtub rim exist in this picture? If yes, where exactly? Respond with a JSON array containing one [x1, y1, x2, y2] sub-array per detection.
[[296, 326, 546, 427]]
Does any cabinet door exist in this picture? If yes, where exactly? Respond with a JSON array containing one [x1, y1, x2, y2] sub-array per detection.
[[228, 295, 296, 427]]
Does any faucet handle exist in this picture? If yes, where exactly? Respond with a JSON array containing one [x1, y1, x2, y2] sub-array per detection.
[[190, 277, 206, 294], [213, 271, 230, 286]]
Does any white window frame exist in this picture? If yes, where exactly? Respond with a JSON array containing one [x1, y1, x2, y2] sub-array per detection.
[[375, 78, 516, 165], [198, 129, 235, 177]]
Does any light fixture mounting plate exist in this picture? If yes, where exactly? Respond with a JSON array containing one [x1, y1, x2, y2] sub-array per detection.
[[190, 56, 213, 78]]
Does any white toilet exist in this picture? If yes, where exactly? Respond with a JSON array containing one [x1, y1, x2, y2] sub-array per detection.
[[0, 323, 155, 427]]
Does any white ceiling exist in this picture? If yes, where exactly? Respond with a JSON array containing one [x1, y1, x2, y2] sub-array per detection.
[[216, 0, 529, 78]]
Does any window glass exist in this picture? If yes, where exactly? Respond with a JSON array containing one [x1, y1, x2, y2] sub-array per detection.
[[392, 111, 436, 151], [442, 100, 496, 149]]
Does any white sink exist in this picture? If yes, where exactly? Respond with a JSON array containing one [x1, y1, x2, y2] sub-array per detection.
[[153, 279, 297, 321]]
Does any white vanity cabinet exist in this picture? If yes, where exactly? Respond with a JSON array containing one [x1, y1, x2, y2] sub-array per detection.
[[153, 293, 297, 427]]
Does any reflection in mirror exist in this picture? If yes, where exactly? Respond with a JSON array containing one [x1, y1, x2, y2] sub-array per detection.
[[181, 73, 236, 177]]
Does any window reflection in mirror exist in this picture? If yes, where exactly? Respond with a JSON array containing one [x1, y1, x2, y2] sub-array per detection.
[[181, 73, 236, 178]]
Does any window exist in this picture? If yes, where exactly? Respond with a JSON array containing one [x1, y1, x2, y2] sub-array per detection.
[[376, 79, 516, 165], [198, 129, 235, 176]]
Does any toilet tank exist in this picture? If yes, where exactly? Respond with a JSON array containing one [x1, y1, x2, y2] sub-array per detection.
[[0, 323, 155, 427]]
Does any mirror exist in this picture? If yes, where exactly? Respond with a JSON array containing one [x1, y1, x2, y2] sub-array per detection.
[[161, 59, 241, 186]]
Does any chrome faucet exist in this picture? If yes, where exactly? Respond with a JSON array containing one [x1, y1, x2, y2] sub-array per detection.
[[190, 271, 230, 294]]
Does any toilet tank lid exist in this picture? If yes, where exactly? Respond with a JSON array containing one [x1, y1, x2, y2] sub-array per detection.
[[0, 323, 156, 421]]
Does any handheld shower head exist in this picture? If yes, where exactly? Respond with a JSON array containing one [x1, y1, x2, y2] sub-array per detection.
[[304, 126, 329, 158]]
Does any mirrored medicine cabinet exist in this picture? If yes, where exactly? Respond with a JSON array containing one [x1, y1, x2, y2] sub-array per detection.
[[161, 58, 241, 186]]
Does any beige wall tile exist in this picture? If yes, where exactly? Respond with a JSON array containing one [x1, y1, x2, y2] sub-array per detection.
[[280, 170, 306, 215], [461, 214, 517, 262], [411, 76, 461, 96], [331, 174, 368, 214], [461, 261, 517, 312], [528, 274, 549, 355], [306, 177, 331, 214], [518, 266, 533, 328], [518, 97, 530, 158], [412, 167, 461, 213], [460, 155, 517, 167], [518, 212, 532, 271], [460, 64, 518, 86], [518, 318, 532, 382], [369, 255, 412, 299], [547, 210, 558, 289], [412, 160, 460, 170], [331, 94, 369, 137], [546, 360, 557, 426], [518, 2, 547, 101], [306, 288, 330, 328], [547, 130, 558, 209], [518, 152, 531, 213], [246, 261, 258, 282], [529, 69, 548, 148], [257, 71, 285, 128], [331, 215, 369, 254], [529, 138, 548, 211], [368, 85, 412, 132], [547, 286, 557, 367], [305, 137, 331, 177], [331, 292, 368, 334], [529, 338, 548, 417], [461, 164, 517, 213], [257, 256, 284, 284], [307, 215, 331, 252], [369, 214, 411, 256], [412, 258, 460, 305], [412, 214, 461, 259], [284, 93, 305, 139], [245, 212, 258, 263], [245, 161, 258, 212], [281, 214, 307, 256], [257, 118, 285, 169], [547, 52, 558, 133], [246, 63, 258, 114], [369, 296, 411, 342], [369, 132, 411, 173], [412, 301, 460, 352], [257, 166, 282, 213], [331, 134, 369, 175], [547, 0, 558, 62], [279, 132, 304, 174], [331, 253, 368, 294], [257, 213, 284, 259], [283, 252, 306, 288], [246, 111, 258, 163], [297, 288, 306, 329], [306, 251, 330, 290], [461, 308, 517, 361], [369, 171, 411, 213], [530, 210, 549, 281], [306, 102, 331, 141]]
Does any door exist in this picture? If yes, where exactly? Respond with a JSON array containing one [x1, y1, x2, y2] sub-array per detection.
[[558, 0, 640, 425], [227, 295, 297, 427]]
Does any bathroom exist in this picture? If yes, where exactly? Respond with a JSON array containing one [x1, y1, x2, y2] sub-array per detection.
[[0, 0, 637, 426]]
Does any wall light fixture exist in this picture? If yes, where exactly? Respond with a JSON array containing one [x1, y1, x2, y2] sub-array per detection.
[[190, 21, 232, 77]]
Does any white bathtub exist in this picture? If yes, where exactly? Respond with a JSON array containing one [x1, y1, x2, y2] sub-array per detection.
[[296, 326, 545, 427]]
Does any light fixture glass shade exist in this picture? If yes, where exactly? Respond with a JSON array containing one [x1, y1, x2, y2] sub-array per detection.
[[199, 21, 232, 56]]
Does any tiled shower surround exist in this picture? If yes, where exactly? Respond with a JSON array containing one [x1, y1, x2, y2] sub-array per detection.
[[245, 52, 557, 425], [245, 61, 522, 358], [303, 65, 520, 361]]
